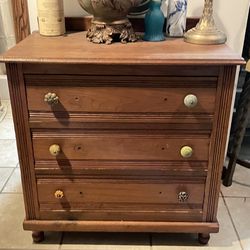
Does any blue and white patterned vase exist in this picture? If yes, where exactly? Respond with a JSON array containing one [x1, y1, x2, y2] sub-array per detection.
[[143, 0, 165, 42], [166, 0, 187, 37]]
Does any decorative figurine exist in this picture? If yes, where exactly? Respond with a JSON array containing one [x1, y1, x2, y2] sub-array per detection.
[[166, 0, 187, 37], [184, 0, 227, 44], [144, 0, 165, 42], [78, 0, 143, 44]]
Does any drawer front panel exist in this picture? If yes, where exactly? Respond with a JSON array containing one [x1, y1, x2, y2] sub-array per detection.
[[37, 178, 205, 221], [33, 132, 210, 161], [27, 86, 216, 114]]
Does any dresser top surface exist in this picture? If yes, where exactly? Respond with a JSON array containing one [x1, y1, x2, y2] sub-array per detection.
[[0, 31, 244, 65]]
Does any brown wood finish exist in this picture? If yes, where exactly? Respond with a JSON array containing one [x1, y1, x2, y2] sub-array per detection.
[[38, 209, 203, 222], [32, 132, 210, 161], [32, 231, 44, 243], [37, 178, 205, 205], [11, 0, 30, 42], [27, 86, 216, 114], [205, 66, 237, 222], [37, 178, 205, 221], [0, 32, 243, 65], [5, 63, 39, 219], [24, 220, 219, 233], [34, 160, 208, 177], [0, 21, 243, 244]]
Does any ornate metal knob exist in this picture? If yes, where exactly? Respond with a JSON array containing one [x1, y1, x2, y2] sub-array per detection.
[[44, 92, 59, 105], [54, 190, 64, 199], [178, 191, 189, 202], [180, 146, 193, 158], [49, 144, 61, 156], [184, 94, 198, 108]]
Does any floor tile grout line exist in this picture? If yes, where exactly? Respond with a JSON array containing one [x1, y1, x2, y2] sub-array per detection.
[[1, 192, 23, 194], [222, 196, 245, 250], [0, 167, 16, 193], [0, 167, 16, 169], [223, 195, 250, 198]]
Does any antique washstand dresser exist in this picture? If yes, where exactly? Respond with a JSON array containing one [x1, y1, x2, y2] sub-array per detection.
[[0, 21, 243, 244]]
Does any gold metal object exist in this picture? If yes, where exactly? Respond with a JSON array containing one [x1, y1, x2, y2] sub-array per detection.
[[184, 94, 198, 108], [87, 19, 138, 45], [180, 146, 193, 158], [49, 144, 61, 156], [54, 190, 64, 199], [44, 92, 59, 105], [184, 0, 227, 45], [178, 191, 189, 202], [246, 60, 250, 72], [78, 0, 143, 44]]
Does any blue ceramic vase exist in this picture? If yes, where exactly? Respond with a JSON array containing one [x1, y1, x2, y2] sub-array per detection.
[[143, 0, 165, 42]]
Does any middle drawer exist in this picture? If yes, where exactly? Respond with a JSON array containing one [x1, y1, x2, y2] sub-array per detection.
[[32, 131, 209, 161]]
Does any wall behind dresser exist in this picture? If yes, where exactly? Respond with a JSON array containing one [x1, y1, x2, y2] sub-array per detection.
[[27, 0, 250, 54]]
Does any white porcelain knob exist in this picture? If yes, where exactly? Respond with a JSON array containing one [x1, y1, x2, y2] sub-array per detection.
[[184, 94, 198, 108]]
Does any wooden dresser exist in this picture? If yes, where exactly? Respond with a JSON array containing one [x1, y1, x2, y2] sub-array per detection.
[[0, 31, 243, 244]]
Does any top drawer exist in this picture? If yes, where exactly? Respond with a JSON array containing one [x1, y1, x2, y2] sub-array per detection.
[[26, 86, 216, 114]]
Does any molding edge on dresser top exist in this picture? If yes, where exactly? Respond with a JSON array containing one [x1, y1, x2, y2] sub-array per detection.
[[0, 32, 244, 65]]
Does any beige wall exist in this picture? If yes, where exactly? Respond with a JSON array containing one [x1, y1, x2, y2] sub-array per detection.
[[28, 0, 249, 54]]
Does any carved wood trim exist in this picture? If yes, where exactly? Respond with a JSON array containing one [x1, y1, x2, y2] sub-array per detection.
[[5, 63, 39, 219], [205, 66, 237, 222], [11, 0, 30, 42]]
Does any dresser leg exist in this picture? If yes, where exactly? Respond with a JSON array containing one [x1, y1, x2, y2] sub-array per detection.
[[198, 233, 210, 245], [32, 231, 45, 243]]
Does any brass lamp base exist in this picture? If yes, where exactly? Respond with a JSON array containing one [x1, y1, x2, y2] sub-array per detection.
[[184, 27, 227, 45], [86, 19, 138, 45], [184, 0, 227, 45]]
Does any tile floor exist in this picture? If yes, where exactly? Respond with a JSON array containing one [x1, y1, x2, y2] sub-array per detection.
[[0, 100, 249, 250]]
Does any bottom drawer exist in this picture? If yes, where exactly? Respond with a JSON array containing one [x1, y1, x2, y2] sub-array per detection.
[[37, 178, 205, 222]]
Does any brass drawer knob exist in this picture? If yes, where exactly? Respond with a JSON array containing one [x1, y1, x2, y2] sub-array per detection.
[[180, 146, 193, 158], [44, 92, 59, 105], [178, 191, 189, 202], [54, 190, 64, 199], [184, 94, 198, 108], [49, 144, 61, 156]]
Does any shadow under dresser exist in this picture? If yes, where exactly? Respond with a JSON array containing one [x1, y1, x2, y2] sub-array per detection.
[[0, 31, 244, 244]]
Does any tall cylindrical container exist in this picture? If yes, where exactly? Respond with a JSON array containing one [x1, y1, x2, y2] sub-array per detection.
[[37, 0, 65, 36], [166, 0, 187, 37]]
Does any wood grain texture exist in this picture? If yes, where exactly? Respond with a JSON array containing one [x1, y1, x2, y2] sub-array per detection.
[[2, 32, 242, 240], [38, 210, 203, 222], [11, 0, 30, 42], [27, 86, 216, 114], [5, 63, 38, 219], [23, 220, 219, 233], [28, 113, 213, 130], [37, 178, 204, 205], [22, 64, 221, 76], [205, 66, 237, 222], [0, 32, 244, 65], [32, 131, 210, 161], [34, 160, 208, 177]]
